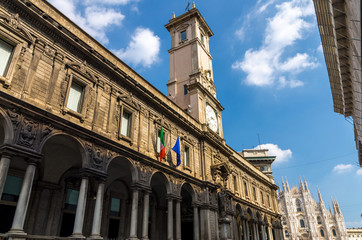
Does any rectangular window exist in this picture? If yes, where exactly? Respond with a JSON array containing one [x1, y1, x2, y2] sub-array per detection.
[[121, 110, 131, 137], [67, 80, 84, 113], [181, 30, 187, 41], [65, 189, 79, 211], [244, 181, 248, 196], [184, 146, 190, 167], [253, 187, 257, 201], [1, 175, 23, 202], [110, 197, 121, 217], [0, 39, 13, 77], [261, 191, 264, 204], [267, 195, 270, 207], [184, 85, 188, 95], [200, 33, 204, 44], [233, 175, 238, 192]]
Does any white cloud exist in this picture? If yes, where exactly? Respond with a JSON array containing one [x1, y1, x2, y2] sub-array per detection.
[[346, 220, 362, 228], [49, 0, 126, 44], [356, 168, 362, 175], [317, 44, 323, 53], [254, 143, 292, 164], [232, 0, 318, 88], [280, 53, 318, 73], [333, 164, 354, 174], [114, 28, 160, 68]]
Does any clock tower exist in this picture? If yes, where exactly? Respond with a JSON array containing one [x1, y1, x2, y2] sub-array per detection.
[[165, 3, 224, 137]]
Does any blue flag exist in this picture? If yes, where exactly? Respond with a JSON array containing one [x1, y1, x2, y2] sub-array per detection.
[[172, 135, 181, 166]]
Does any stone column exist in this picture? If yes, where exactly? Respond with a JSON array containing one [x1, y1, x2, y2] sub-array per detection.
[[242, 220, 247, 240], [90, 182, 105, 239], [141, 191, 150, 240], [252, 223, 257, 240], [193, 205, 200, 240], [129, 188, 139, 240], [71, 177, 89, 237], [167, 197, 173, 240], [0, 154, 11, 198], [175, 199, 181, 240], [9, 162, 37, 235]]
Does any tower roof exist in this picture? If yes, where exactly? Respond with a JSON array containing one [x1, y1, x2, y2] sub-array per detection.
[[165, 8, 214, 36]]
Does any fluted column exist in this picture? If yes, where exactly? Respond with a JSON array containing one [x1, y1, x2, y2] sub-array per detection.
[[90, 182, 105, 239], [141, 190, 150, 240], [71, 177, 89, 237], [0, 154, 11, 198], [8, 162, 36, 235], [175, 199, 181, 240], [193, 205, 200, 240], [167, 197, 173, 240], [128, 188, 139, 240]]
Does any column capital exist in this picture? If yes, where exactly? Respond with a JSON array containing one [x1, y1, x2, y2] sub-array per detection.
[[79, 168, 107, 181], [166, 193, 181, 201]]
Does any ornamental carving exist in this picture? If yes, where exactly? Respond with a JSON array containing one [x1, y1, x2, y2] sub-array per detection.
[[84, 142, 110, 170], [169, 175, 184, 195], [6, 109, 53, 150], [65, 60, 97, 83], [117, 91, 140, 111], [134, 161, 153, 184], [0, 13, 34, 44], [218, 191, 233, 217], [211, 162, 231, 188], [18, 119, 38, 147]]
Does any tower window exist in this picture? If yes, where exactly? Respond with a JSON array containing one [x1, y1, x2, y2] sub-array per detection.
[[0, 38, 14, 77], [317, 216, 322, 224], [184, 85, 188, 95], [180, 30, 187, 41], [332, 229, 337, 236], [320, 229, 325, 237], [200, 33, 204, 44]]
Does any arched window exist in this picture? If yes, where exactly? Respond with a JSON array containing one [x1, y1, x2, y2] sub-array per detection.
[[300, 219, 305, 228], [282, 216, 287, 225], [296, 199, 302, 212], [317, 216, 322, 224], [285, 230, 289, 237], [332, 229, 337, 236], [320, 229, 325, 237]]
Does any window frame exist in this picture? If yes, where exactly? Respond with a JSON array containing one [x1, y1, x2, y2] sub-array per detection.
[[180, 30, 187, 42], [233, 174, 238, 193], [243, 181, 248, 197], [63, 72, 91, 121], [0, 31, 26, 88], [118, 104, 134, 142], [182, 142, 192, 172], [300, 219, 305, 228], [0, 171, 24, 206]]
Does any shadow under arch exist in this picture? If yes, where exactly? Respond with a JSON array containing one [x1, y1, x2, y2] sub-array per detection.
[[235, 204, 245, 240], [180, 182, 196, 240], [39, 133, 86, 184], [106, 155, 138, 184], [149, 171, 171, 240], [0, 107, 14, 145]]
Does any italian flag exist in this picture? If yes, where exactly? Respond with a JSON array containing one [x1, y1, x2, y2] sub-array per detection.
[[159, 123, 166, 161]]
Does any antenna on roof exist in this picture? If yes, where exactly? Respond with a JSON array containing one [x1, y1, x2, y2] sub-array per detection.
[[185, 2, 190, 11], [257, 133, 261, 148]]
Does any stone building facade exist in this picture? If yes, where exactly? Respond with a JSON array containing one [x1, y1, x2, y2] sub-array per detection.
[[0, 0, 282, 240], [313, 0, 361, 164], [278, 179, 347, 240], [347, 229, 362, 240]]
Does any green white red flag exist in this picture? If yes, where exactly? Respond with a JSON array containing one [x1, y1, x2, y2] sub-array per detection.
[[159, 123, 165, 161]]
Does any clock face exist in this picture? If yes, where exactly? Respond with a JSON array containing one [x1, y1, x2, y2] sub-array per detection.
[[206, 104, 218, 132]]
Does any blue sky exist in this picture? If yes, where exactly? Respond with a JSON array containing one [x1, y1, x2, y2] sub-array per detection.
[[48, 0, 362, 227]]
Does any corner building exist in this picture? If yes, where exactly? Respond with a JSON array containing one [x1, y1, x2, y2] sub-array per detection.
[[0, 1, 282, 240], [278, 179, 347, 240]]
